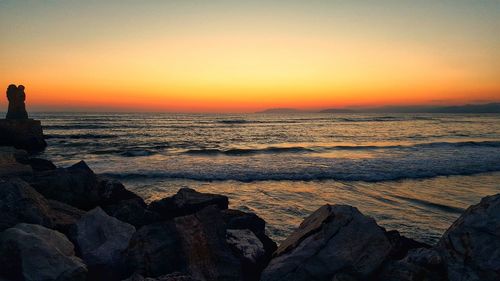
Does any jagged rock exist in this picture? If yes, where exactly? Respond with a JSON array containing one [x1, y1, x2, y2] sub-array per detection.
[[261, 204, 392, 281], [123, 272, 200, 281], [0, 147, 32, 177], [222, 209, 277, 263], [0, 178, 53, 231], [438, 193, 500, 281], [0, 223, 87, 281], [48, 199, 86, 234], [127, 206, 242, 280], [227, 229, 266, 280], [29, 161, 101, 209], [148, 187, 229, 219], [30, 160, 142, 210], [69, 207, 136, 281], [0, 119, 46, 152]]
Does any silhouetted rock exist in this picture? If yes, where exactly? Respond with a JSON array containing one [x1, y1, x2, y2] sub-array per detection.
[[6, 84, 28, 120], [0, 147, 32, 177], [377, 248, 445, 281], [127, 206, 242, 280], [69, 207, 136, 281], [30, 160, 143, 210], [0, 223, 87, 281], [0, 119, 46, 151], [29, 161, 101, 209], [148, 187, 229, 219], [261, 204, 392, 281], [1, 85, 46, 151], [0, 178, 53, 231], [438, 193, 500, 281]]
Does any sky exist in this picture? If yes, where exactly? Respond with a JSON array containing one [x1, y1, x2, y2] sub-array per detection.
[[1, 0, 499, 112]]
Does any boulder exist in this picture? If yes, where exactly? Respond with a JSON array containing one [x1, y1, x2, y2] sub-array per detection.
[[30, 160, 143, 210], [48, 199, 86, 234], [226, 229, 266, 280], [69, 207, 136, 281], [438, 193, 500, 281], [25, 157, 57, 171], [0, 178, 53, 231], [29, 161, 102, 209], [0, 119, 46, 152], [261, 204, 392, 281], [148, 187, 229, 219], [0, 147, 32, 177], [0, 223, 87, 281], [127, 206, 242, 280], [222, 209, 277, 262]]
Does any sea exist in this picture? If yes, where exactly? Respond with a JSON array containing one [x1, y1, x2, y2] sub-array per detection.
[[31, 112, 500, 244]]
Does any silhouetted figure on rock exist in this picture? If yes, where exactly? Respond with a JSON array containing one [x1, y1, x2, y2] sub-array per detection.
[[6, 84, 28, 119]]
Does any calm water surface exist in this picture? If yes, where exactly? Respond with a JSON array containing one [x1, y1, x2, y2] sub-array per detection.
[[32, 113, 500, 244]]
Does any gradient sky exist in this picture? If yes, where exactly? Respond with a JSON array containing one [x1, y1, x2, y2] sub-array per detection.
[[1, 0, 499, 112]]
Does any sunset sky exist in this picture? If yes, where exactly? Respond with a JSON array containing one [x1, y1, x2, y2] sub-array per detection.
[[1, 0, 499, 112]]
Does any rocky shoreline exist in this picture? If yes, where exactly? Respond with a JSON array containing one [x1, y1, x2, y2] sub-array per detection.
[[0, 145, 499, 281]]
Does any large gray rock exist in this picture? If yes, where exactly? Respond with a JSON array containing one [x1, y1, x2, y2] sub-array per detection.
[[69, 207, 136, 280], [0, 223, 87, 281], [438, 193, 500, 281], [148, 187, 229, 219], [261, 204, 392, 281], [127, 206, 242, 281], [0, 119, 46, 152], [0, 178, 53, 231]]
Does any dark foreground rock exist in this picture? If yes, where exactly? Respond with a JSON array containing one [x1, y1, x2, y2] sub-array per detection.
[[261, 204, 392, 281], [0, 119, 46, 152], [48, 199, 86, 234], [69, 207, 136, 281], [0, 178, 53, 231], [0, 223, 87, 281], [30, 160, 144, 210], [438, 193, 500, 281], [148, 187, 229, 219]]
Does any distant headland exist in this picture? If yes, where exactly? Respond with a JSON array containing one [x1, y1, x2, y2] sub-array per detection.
[[258, 103, 500, 114]]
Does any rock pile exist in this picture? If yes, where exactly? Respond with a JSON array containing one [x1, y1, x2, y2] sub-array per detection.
[[0, 146, 499, 280]]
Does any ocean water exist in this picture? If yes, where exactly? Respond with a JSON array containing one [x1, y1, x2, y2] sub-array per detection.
[[32, 112, 500, 244]]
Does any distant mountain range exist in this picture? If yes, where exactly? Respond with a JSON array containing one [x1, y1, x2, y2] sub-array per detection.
[[258, 103, 500, 114]]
